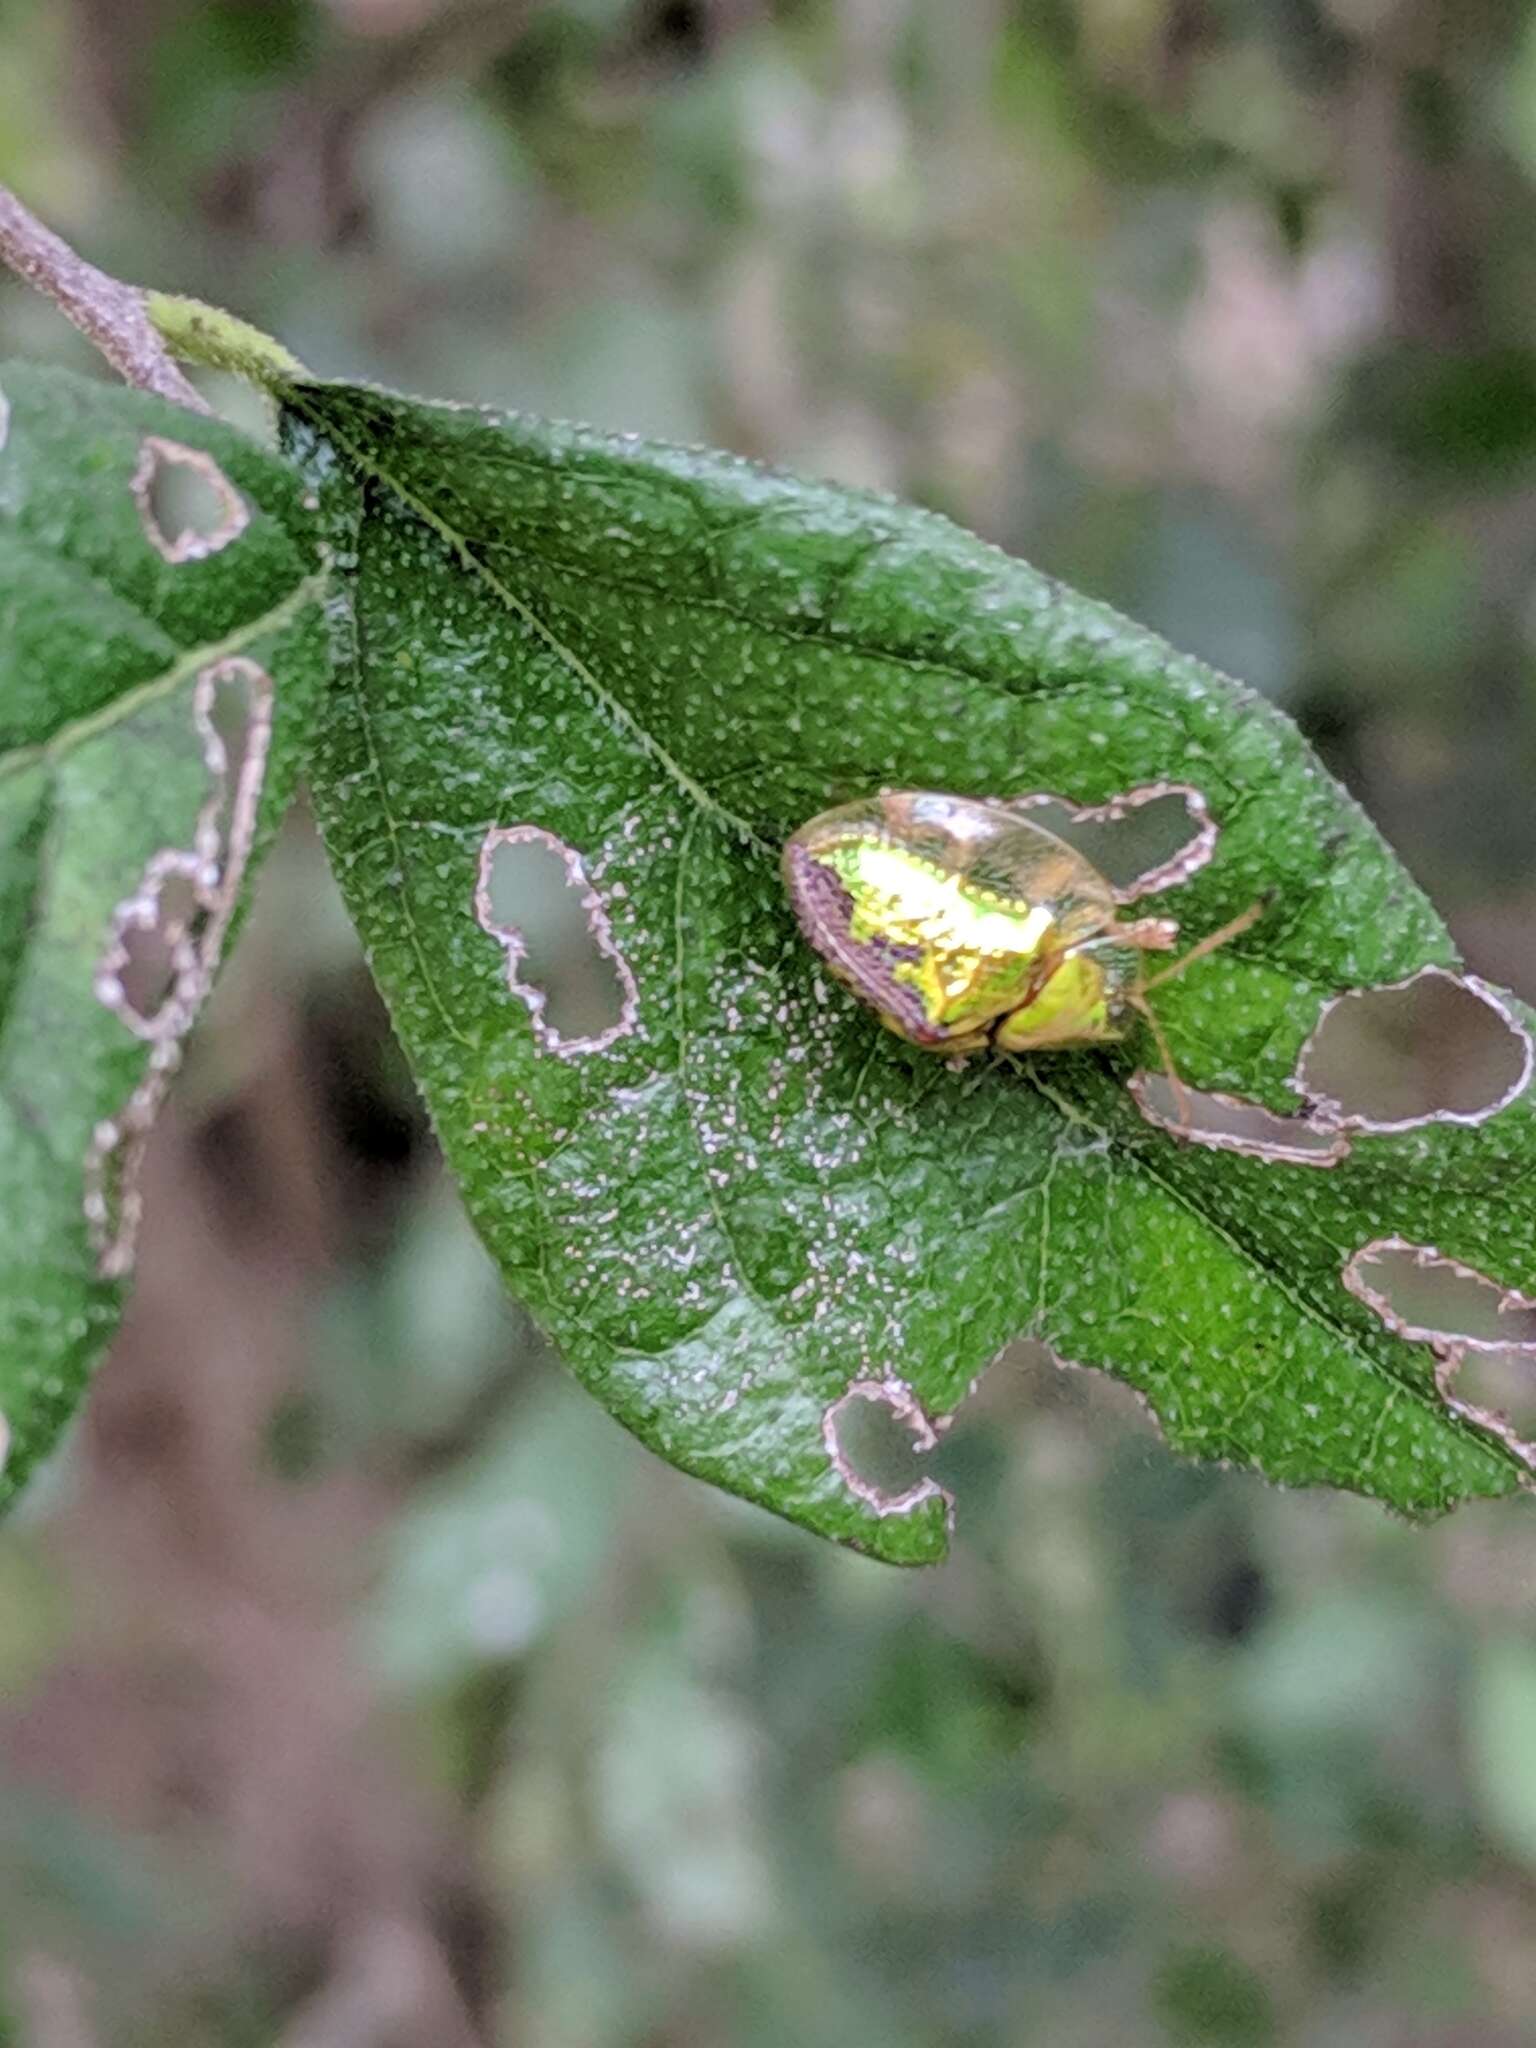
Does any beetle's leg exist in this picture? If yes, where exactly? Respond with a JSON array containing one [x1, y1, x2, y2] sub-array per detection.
[[1124, 902, 1268, 1136], [1128, 991, 1192, 1134], [1138, 898, 1266, 993], [1120, 916, 1179, 952], [993, 954, 1121, 1052]]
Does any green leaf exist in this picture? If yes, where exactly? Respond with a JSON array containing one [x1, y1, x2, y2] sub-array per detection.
[[0, 364, 327, 1509], [282, 376, 1535, 1563]]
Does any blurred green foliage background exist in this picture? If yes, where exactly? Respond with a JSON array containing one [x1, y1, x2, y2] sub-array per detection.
[[6, 1, 1536, 2041]]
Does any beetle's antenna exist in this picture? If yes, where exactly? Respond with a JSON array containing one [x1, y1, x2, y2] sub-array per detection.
[[1139, 898, 1266, 994], [1130, 990, 1192, 1132]]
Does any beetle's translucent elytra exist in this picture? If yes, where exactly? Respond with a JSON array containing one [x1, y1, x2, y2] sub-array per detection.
[[783, 791, 1261, 1113]]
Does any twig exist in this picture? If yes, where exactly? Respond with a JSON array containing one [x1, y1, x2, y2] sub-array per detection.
[[0, 182, 210, 413]]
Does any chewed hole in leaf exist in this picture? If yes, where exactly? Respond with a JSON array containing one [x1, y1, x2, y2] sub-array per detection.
[[204, 659, 258, 797], [1129, 1072, 1351, 1166], [1444, 1349, 1536, 1446], [197, 655, 270, 861], [84, 1106, 142, 1279], [1295, 968, 1531, 1132], [822, 1380, 951, 1521], [830, 1389, 930, 1497], [84, 656, 275, 1278], [131, 435, 249, 563], [195, 656, 274, 866], [1006, 783, 1217, 902], [475, 826, 639, 1055], [1343, 1239, 1536, 1351], [99, 863, 202, 1034]]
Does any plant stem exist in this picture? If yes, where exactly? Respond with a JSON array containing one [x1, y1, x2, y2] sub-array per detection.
[[0, 183, 210, 414]]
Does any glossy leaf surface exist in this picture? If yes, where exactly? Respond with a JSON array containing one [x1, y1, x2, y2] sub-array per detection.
[[284, 378, 1535, 1561]]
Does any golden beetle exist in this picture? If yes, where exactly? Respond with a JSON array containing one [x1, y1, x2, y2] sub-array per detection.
[[782, 791, 1260, 1093]]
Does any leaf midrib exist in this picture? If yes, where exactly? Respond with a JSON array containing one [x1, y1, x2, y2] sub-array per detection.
[[0, 565, 328, 1096], [1023, 1064, 1515, 1486], [0, 568, 328, 787], [291, 396, 1337, 1001], [286, 394, 765, 852]]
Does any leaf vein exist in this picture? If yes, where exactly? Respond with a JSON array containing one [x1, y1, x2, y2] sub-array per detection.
[[0, 569, 326, 787], [287, 395, 763, 851], [1022, 1066, 1518, 1482]]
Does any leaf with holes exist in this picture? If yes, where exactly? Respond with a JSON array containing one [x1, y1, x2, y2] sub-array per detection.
[[282, 376, 1536, 1563], [0, 364, 327, 1509]]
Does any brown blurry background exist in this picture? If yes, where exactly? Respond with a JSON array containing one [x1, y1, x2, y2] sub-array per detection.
[[7, 2, 1536, 2042]]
